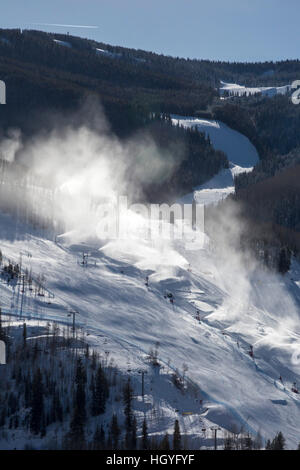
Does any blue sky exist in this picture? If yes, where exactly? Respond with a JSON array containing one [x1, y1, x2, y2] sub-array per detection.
[[1, 0, 300, 62]]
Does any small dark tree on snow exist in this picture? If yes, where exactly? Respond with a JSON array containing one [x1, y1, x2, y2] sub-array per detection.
[[122, 384, 137, 449], [172, 369, 184, 391], [160, 433, 170, 450], [270, 431, 286, 450], [173, 419, 181, 450], [265, 439, 272, 450]]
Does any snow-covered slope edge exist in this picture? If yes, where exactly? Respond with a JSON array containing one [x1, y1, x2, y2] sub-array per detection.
[[219, 81, 292, 98]]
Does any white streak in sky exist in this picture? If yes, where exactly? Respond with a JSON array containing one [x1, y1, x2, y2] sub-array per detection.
[[31, 23, 99, 29]]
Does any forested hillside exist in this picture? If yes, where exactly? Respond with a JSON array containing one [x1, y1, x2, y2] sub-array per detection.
[[233, 163, 300, 258], [211, 94, 300, 261], [0, 28, 216, 127], [0, 29, 231, 201], [214, 95, 300, 160], [0, 317, 189, 450], [1, 28, 300, 134]]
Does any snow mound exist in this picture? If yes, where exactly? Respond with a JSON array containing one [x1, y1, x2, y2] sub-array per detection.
[[95, 48, 122, 59]]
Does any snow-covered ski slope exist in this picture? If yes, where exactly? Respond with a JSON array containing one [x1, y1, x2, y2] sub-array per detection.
[[0, 117, 299, 448], [1, 204, 300, 448], [171, 115, 259, 205]]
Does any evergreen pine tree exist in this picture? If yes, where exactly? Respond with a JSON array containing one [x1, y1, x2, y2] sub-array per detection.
[[265, 439, 272, 450], [91, 364, 108, 416], [173, 419, 181, 450], [271, 432, 286, 450]]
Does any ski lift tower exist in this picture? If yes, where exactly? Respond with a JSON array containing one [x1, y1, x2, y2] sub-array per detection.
[[138, 369, 148, 400], [210, 425, 222, 450], [81, 253, 89, 267], [68, 309, 79, 337], [19, 250, 32, 272]]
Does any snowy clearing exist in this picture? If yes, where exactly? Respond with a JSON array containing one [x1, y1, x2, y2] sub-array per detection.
[[219, 80, 291, 98], [95, 48, 122, 59], [53, 39, 72, 48]]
